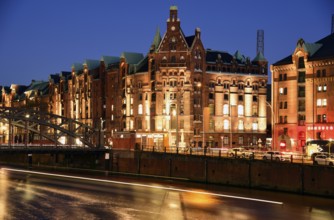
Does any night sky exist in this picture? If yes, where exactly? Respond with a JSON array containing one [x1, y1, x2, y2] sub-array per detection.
[[0, 0, 333, 86]]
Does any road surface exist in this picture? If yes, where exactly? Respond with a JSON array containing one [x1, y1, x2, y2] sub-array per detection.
[[0, 167, 333, 219]]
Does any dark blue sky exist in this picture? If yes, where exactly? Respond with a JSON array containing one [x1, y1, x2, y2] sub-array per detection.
[[0, 0, 333, 86]]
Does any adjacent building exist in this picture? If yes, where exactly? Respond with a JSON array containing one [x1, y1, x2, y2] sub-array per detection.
[[271, 33, 334, 152]]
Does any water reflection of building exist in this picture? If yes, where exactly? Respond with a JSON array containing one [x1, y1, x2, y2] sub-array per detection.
[[271, 33, 334, 152], [0, 6, 268, 149]]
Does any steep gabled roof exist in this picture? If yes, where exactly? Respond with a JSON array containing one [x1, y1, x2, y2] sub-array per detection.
[[101, 56, 120, 66], [121, 52, 144, 64], [273, 33, 334, 66], [310, 33, 334, 60], [72, 63, 83, 72], [25, 80, 49, 96], [185, 35, 195, 48], [206, 49, 233, 63], [129, 56, 148, 74], [84, 59, 100, 70], [49, 74, 60, 84]]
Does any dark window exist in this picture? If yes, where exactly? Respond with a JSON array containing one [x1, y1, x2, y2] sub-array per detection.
[[298, 72, 305, 83], [209, 93, 214, 100], [322, 69, 326, 77], [298, 100, 305, 111], [298, 86, 305, 97], [298, 57, 305, 69], [239, 95, 243, 101], [253, 96, 257, 102], [151, 93, 156, 102], [224, 94, 229, 100]]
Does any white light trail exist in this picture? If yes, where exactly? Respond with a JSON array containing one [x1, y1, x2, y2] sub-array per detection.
[[2, 168, 283, 205]]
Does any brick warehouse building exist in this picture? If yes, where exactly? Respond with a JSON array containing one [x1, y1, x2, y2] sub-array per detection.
[[1, 6, 268, 149], [271, 33, 334, 152]]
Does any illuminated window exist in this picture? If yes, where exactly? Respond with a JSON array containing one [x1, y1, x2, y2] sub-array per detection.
[[252, 122, 258, 130], [324, 84, 327, 91], [323, 99, 327, 106], [138, 104, 143, 115], [130, 108, 133, 115], [223, 119, 229, 130], [318, 85, 322, 92], [279, 88, 284, 95], [223, 104, 229, 115], [317, 99, 322, 106], [238, 105, 244, 116], [238, 120, 244, 130], [130, 120, 134, 129], [323, 114, 327, 122], [111, 105, 114, 111]]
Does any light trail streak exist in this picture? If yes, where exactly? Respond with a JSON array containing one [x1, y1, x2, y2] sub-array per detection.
[[2, 168, 283, 205]]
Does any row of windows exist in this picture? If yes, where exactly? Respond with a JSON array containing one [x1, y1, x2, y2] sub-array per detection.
[[279, 87, 288, 95], [317, 114, 327, 123], [222, 94, 258, 102], [316, 99, 327, 107], [279, 101, 288, 109], [317, 84, 327, 92], [206, 65, 263, 74], [279, 116, 288, 124], [316, 69, 326, 78], [278, 71, 306, 82], [208, 80, 265, 89]]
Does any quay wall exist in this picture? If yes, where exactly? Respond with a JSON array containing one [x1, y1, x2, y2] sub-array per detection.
[[1, 149, 333, 198]]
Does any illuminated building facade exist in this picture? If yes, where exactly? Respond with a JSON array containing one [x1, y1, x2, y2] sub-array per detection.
[[0, 6, 268, 148], [271, 33, 334, 152]]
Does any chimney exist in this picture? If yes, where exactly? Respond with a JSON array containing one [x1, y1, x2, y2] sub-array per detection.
[[257, 29, 264, 55]]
